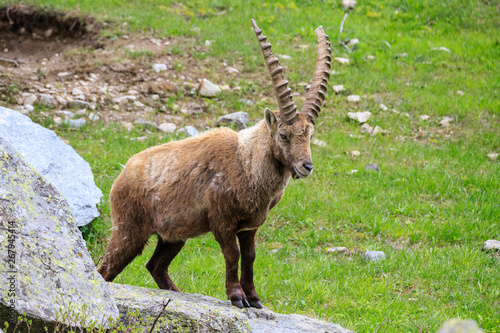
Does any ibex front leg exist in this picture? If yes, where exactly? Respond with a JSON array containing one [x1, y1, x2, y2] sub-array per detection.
[[213, 229, 250, 308], [237, 229, 263, 308]]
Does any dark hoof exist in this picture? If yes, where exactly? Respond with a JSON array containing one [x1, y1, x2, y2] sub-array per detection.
[[242, 299, 251, 308], [249, 300, 263, 309], [231, 300, 245, 308]]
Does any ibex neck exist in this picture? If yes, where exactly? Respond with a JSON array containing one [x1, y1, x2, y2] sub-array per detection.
[[237, 120, 290, 189]]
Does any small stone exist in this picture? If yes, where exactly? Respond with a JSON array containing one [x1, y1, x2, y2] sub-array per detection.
[[365, 163, 379, 172], [334, 57, 350, 65], [55, 110, 76, 119], [371, 125, 381, 136], [332, 85, 344, 93], [364, 251, 385, 262], [38, 94, 58, 108], [361, 123, 373, 134], [347, 38, 359, 47], [217, 111, 248, 130], [63, 118, 86, 128], [135, 136, 148, 142], [366, 55, 375, 60], [44, 28, 53, 38], [457, 90, 464, 96], [198, 79, 221, 97], [72, 88, 84, 96], [420, 115, 430, 121], [158, 122, 177, 134], [67, 100, 91, 108], [181, 126, 199, 136], [152, 63, 167, 73], [152, 94, 160, 100], [75, 94, 86, 101], [133, 101, 145, 108], [487, 153, 498, 161], [440, 116, 454, 127], [56, 95, 67, 105], [57, 72, 71, 77], [226, 66, 239, 74], [326, 247, 348, 253], [379, 104, 388, 111], [312, 139, 327, 147], [24, 94, 37, 106], [482, 239, 500, 251], [122, 122, 133, 132], [88, 113, 100, 122], [350, 150, 361, 158], [239, 98, 254, 105], [436, 319, 482, 333], [24, 105, 34, 113], [433, 46, 451, 53], [348, 111, 371, 123], [347, 95, 360, 103], [220, 84, 231, 91]]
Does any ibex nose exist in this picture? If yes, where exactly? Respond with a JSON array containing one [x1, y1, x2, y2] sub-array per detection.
[[303, 163, 314, 174]]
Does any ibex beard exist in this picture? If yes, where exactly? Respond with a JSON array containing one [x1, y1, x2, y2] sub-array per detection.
[[98, 19, 331, 309]]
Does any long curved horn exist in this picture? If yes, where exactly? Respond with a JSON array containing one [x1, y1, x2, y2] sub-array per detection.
[[251, 19, 299, 125], [300, 26, 331, 125]]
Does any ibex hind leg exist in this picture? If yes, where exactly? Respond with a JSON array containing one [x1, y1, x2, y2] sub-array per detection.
[[97, 224, 149, 282], [146, 237, 185, 291]]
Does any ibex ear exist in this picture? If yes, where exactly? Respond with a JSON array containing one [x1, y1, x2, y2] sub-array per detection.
[[264, 108, 278, 135]]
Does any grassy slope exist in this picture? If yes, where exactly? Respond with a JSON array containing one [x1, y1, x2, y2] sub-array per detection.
[[8, 0, 500, 331]]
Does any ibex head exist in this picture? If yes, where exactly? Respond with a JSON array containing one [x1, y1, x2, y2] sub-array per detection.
[[252, 19, 331, 179]]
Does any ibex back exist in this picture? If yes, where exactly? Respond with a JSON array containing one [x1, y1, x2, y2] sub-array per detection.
[[98, 19, 331, 309]]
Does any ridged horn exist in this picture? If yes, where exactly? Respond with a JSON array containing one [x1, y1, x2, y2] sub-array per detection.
[[300, 26, 331, 125], [252, 19, 299, 125]]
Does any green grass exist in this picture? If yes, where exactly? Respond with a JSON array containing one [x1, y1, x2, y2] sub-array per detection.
[[5, 0, 500, 331]]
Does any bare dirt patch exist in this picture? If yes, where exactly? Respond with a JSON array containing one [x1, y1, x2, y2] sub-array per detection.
[[0, 4, 101, 63]]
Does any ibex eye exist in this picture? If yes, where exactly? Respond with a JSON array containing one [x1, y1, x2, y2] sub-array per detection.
[[280, 134, 288, 141]]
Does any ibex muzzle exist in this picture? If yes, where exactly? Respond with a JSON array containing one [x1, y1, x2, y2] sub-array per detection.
[[98, 20, 331, 309]]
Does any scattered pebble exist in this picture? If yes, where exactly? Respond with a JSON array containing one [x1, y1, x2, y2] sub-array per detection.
[[63, 118, 86, 128], [239, 98, 254, 106], [134, 118, 158, 131], [332, 85, 344, 93], [152, 94, 160, 100], [364, 251, 385, 262], [371, 125, 381, 136], [132, 136, 148, 142], [198, 79, 221, 97], [72, 88, 84, 96], [88, 113, 100, 122], [217, 111, 249, 130], [312, 138, 327, 147], [326, 247, 348, 253], [133, 101, 145, 108], [440, 116, 454, 127], [432, 47, 451, 53], [366, 55, 375, 60], [24, 94, 37, 106], [57, 72, 71, 77], [121, 122, 133, 132], [457, 90, 464, 96], [55, 110, 76, 119], [347, 95, 360, 103], [24, 105, 34, 113], [348, 111, 371, 123], [38, 94, 58, 108], [226, 66, 239, 74], [152, 63, 167, 73], [361, 123, 373, 134], [365, 163, 379, 172], [350, 150, 361, 158], [420, 115, 430, 121], [181, 126, 199, 136], [220, 84, 231, 91], [482, 239, 500, 251], [487, 153, 498, 161], [379, 104, 388, 111], [158, 122, 177, 134], [436, 319, 482, 333], [347, 38, 359, 47], [67, 100, 91, 109], [334, 57, 350, 65]]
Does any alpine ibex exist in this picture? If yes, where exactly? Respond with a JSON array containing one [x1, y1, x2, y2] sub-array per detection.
[[98, 19, 331, 309]]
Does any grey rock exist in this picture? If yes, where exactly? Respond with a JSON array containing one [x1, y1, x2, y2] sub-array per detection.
[[482, 239, 500, 252], [365, 163, 380, 172], [348, 111, 371, 123], [153, 63, 167, 73], [361, 123, 373, 134], [72, 88, 84, 96], [134, 118, 158, 131], [88, 113, 100, 122], [64, 118, 86, 128], [198, 78, 221, 97], [217, 111, 249, 130], [158, 122, 177, 134], [436, 319, 482, 333], [364, 251, 385, 262], [0, 138, 119, 330], [23, 94, 37, 106], [0, 106, 102, 226], [180, 126, 199, 137], [55, 110, 76, 119], [110, 283, 351, 333], [67, 99, 91, 109], [38, 93, 58, 108]]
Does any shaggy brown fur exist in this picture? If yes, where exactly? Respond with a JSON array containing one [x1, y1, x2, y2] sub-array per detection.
[[98, 20, 330, 309]]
